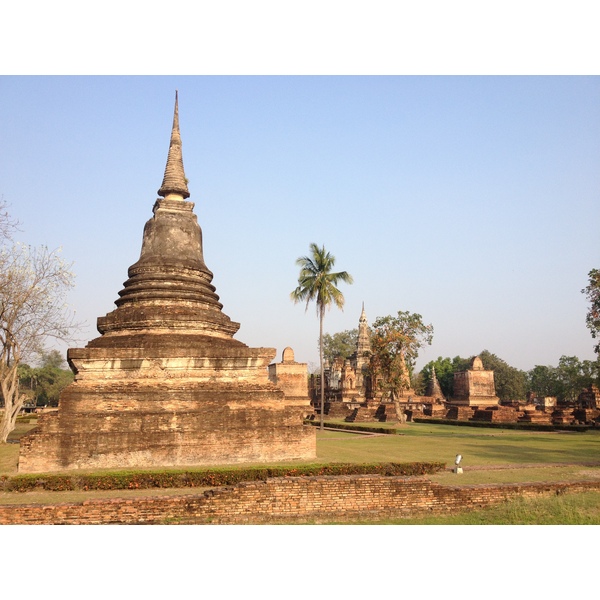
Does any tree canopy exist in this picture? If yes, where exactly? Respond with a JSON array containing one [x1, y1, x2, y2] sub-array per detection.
[[527, 355, 599, 403], [582, 268, 600, 355], [475, 350, 527, 402], [420, 356, 469, 398], [369, 311, 433, 401], [19, 355, 74, 408], [322, 329, 358, 364]]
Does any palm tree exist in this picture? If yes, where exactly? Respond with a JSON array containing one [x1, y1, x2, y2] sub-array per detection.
[[291, 243, 353, 430]]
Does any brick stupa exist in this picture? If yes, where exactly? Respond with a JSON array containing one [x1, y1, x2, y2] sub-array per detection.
[[18, 93, 316, 473], [450, 356, 499, 407]]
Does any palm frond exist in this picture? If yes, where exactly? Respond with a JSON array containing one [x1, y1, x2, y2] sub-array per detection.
[[291, 243, 353, 316]]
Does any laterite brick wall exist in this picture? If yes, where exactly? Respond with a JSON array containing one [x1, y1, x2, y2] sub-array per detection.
[[1, 475, 598, 525]]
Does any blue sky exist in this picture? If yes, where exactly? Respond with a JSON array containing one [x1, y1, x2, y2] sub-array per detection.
[[1, 75, 598, 372]]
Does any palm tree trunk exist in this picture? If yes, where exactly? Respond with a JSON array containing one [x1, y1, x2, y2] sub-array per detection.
[[319, 306, 325, 431]]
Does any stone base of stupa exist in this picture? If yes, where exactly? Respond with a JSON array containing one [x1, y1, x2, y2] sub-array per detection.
[[448, 395, 500, 407], [18, 338, 316, 473]]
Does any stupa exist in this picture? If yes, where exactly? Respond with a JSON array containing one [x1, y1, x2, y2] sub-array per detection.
[[450, 356, 499, 407], [18, 93, 316, 473], [424, 366, 445, 402]]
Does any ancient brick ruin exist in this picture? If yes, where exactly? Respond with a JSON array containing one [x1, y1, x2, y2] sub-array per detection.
[[311, 330, 599, 427], [18, 93, 316, 473], [2, 476, 598, 525], [450, 356, 500, 406], [268, 347, 313, 419], [308, 306, 446, 423]]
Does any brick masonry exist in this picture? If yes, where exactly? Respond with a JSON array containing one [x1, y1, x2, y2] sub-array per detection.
[[1, 475, 598, 525]]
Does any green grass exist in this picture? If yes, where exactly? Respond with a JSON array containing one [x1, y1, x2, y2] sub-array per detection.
[[316, 422, 600, 466], [0, 421, 35, 474], [342, 491, 600, 525]]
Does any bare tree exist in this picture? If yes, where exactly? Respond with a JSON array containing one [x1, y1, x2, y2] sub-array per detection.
[[0, 210, 78, 442], [0, 197, 19, 242]]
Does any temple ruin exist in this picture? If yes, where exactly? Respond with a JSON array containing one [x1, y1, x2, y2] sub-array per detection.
[[308, 309, 597, 426], [18, 93, 316, 473], [449, 356, 500, 407]]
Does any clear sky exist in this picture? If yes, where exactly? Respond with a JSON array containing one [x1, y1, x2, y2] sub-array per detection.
[[1, 75, 599, 372]]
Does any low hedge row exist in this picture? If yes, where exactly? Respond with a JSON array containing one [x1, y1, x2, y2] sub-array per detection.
[[0, 462, 445, 493], [312, 417, 595, 433], [413, 418, 594, 432]]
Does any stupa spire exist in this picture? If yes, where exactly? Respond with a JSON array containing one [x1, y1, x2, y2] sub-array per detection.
[[425, 365, 445, 400], [359, 302, 367, 323], [158, 91, 190, 200], [356, 302, 370, 358]]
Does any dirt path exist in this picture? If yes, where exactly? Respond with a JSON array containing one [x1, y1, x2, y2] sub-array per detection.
[[458, 461, 600, 472]]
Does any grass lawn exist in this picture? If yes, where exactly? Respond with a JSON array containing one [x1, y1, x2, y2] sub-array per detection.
[[315, 421, 600, 467]]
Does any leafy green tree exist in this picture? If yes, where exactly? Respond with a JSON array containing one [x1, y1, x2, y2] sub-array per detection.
[[527, 356, 599, 403], [291, 243, 353, 430], [369, 311, 433, 401], [527, 365, 562, 398], [38, 349, 66, 370], [410, 370, 426, 395], [555, 356, 583, 402], [580, 359, 600, 387], [34, 364, 73, 407], [582, 268, 600, 355], [479, 350, 527, 403], [16, 352, 74, 408], [420, 356, 459, 398], [17, 363, 36, 406], [555, 355, 599, 403], [322, 329, 358, 364]]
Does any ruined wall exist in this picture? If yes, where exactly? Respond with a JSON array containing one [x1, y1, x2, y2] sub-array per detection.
[[1, 476, 598, 525], [268, 347, 309, 399]]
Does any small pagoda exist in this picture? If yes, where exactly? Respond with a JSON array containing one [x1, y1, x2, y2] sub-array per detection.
[[18, 93, 316, 473]]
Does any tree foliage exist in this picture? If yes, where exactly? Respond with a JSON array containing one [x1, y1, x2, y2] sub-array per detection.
[[18, 351, 74, 408], [0, 205, 78, 442], [527, 365, 561, 399], [527, 356, 600, 403], [322, 329, 358, 364], [420, 356, 469, 398], [39, 349, 66, 370], [369, 311, 433, 401], [582, 268, 600, 355], [478, 350, 528, 403], [291, 243, 353, 429]]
